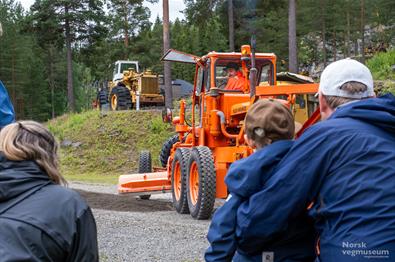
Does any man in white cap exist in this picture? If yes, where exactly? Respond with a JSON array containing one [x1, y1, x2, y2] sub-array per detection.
[[235, 59, 395, 261]]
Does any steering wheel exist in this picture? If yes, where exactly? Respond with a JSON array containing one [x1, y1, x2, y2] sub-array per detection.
[[217, 79, 228, 89]]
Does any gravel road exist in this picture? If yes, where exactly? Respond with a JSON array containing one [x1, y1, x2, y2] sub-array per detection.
[[70, 182, 212, 262]]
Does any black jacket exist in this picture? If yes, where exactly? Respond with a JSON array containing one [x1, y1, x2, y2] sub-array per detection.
[[0, 154, 98, 262]]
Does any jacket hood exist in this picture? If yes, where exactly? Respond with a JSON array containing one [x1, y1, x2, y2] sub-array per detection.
[[331, 93, 395, 133], [0, 81, 15, 129], [0, 153, 51, 207], [225, 140, 293, 197]]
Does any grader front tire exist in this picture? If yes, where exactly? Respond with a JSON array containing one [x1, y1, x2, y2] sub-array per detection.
[[171, 148, 191, 214], [138, 151, 152, 200], [159, 135, 179, 167], [187, 146, 216, 220]]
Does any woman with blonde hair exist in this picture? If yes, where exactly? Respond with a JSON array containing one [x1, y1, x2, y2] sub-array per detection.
[[0, 121, 98, 261]]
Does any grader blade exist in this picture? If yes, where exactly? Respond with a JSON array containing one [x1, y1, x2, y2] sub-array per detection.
[[118, 171, 171, 195]]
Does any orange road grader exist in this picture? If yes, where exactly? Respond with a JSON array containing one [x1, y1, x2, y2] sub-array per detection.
[[118, 43, 321, 219]]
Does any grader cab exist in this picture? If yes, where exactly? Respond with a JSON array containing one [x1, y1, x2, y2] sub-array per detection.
[[118, 45, 320, 219]]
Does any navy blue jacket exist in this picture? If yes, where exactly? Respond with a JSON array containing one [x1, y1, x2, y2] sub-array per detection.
[[206, 141, 316, 262], [0, 154, 98, 261], [0, 81, 15, 128], [236, 94, 395, 261]]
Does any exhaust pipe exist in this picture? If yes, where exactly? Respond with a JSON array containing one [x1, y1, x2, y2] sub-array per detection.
[[249, 35, 257, 99]]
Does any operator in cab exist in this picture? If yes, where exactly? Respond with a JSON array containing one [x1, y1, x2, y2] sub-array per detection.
[[225, 62, 246, 91]]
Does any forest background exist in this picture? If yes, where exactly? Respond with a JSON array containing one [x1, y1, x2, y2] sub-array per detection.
[[0, 0, 394, 121]]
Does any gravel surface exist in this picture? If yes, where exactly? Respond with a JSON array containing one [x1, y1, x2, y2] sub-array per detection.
[[70, 182, 212, 262]]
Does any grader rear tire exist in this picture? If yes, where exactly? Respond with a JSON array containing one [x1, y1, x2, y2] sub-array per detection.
[[110, 85, 132, 111], [187, 146, 216, 220], [171, 148, 191, 214], [138, 151, 152, 200]]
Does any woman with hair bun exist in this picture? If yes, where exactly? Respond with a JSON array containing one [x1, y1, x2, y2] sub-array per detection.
[[0, 121, 98, 261]]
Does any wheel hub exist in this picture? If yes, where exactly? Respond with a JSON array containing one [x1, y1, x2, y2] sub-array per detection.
[[173, 162, 182, 200], [189, 162, 199, 206], [111, 94, 117, 110]]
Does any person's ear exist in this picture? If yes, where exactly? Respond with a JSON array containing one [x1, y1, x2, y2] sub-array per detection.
[[318, 92, 334, 120], [244, 134, 256, 149]]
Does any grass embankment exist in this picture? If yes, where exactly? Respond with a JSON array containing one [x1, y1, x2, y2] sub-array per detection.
[[367, 49, 395, 95], [47, 110, 174, 184]]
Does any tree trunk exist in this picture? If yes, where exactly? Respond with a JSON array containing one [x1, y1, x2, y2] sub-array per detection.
[[11, 41, 16, 105], [346, 8, 351, 57], [123, 1, 129, 59], [320, 0, 327, 66], [360, 0, 365, 63], [48, 45, 55, 118], [228, 0, 235, 52], [288, 0, 298, 73], [163, 0, 173, 109], [343, 31, 347, 59], [65, 4, 75, 112], [331, 0, 337, 61], [333, 30, 337, 61]]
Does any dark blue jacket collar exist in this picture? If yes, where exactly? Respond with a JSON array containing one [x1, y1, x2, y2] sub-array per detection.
[[330, 93, 395, 134]]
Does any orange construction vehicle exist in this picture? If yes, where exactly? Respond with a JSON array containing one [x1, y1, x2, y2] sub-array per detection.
[[118, 42, 320, 219]]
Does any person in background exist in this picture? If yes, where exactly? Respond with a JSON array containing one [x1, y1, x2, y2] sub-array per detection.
[[236, 59, 395, 261], [225, 62, 246, 91], [0, 80, 15, 128], [205, 99, 316, 262], [0, 121, 99, 261]]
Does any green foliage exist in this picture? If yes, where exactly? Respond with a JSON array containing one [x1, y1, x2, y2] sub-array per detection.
[[0, 0, 51, 120], [380, 81, 395, 95], [367, 49, 395, 95], [1, 0, 395, 121], [366, 49, 395, 80]]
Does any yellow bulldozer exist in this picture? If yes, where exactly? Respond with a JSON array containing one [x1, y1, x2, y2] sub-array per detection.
[[98, 60, 165, 110]]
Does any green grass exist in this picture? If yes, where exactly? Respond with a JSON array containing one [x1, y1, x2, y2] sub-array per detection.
[[47, 110, 174, 184], [367, 49, 395, 95], [63, 172, 119, 184], [367, 49, 395, 81]]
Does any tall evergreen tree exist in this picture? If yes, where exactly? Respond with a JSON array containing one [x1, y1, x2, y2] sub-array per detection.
[[31, 0, 105, 112], [107, 0, 154, 59], [228, 0, 235, 51]]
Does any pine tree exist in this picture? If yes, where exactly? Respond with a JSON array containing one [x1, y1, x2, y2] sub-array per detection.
[[31, 0, 105, 112], [107, 0, 153, 59]]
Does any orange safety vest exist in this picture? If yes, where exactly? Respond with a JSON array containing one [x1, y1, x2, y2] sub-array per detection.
[[225, 72, 246, 91]]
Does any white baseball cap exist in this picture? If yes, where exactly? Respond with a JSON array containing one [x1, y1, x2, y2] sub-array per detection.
[[319, 58, 374, 99]]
